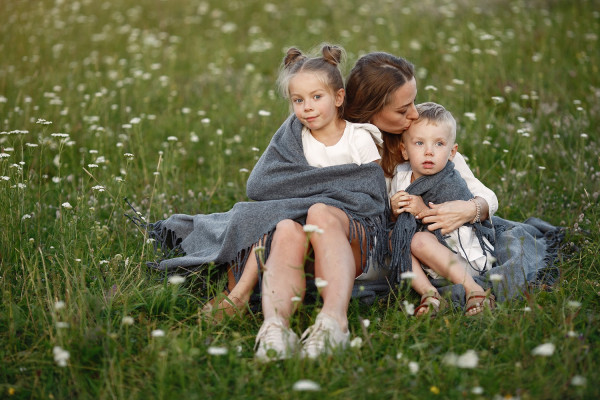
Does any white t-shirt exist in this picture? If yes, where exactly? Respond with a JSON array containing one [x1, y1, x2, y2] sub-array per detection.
[[302, 121, 382, 167]]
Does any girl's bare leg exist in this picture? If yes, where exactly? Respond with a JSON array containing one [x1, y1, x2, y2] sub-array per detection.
[[305, 204, 360, 332], [261, 219, 308, 326]]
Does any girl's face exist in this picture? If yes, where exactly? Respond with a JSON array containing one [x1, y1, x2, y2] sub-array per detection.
[[370, 77, 418, 134], [289, 72, 344, 135]]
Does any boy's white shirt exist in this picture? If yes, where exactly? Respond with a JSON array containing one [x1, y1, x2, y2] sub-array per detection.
[[302, 121, 382, 168]]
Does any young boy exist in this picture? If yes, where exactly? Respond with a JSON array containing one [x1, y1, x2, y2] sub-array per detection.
[[390, 102, 495, 316]]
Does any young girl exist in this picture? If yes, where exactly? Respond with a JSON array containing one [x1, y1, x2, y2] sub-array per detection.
[[251, 45, 385, 361], [390, 102, 496, 316]]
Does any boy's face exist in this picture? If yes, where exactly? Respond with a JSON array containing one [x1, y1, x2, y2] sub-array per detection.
[[400, 121, 458, 180]]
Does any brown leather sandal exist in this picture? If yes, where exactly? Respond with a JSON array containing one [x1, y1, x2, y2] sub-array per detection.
[[413, 291, 447, 317], [465, 289, 496, 316]]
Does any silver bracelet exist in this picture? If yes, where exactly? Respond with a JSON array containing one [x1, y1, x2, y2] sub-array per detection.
[[470, 198, 481, 224]]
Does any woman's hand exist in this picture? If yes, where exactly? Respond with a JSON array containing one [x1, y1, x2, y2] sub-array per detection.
[[390, 191, 427, 219], [416, 197, 489, 235]]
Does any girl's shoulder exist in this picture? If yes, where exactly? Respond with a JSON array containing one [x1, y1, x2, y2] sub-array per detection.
[[345, 121, 383, 146]]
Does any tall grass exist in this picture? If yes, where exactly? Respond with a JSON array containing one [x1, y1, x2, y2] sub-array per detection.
[[1, 0, 599, 398]]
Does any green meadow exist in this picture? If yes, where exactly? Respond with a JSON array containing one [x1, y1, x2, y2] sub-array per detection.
[[1, 0, 599, 398]]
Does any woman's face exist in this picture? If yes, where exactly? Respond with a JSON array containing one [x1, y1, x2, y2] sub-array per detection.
[[370, 77, 418, 134]]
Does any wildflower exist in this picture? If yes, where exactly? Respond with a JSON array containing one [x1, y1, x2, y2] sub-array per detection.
[[201, 118, 210, 125], [430, 386, 440, 395], [567, 300, 581, 308], [51, 133, 69, 138], [408, 361, 419, 374], [17, 183, 26, 189], [580, 133, 588, 139], [36, 118, 53, 125], [523, 306, 532, 312], [538, 166, 546, 170], [452, 79, 464, 85], [571, 375, 587, 386], [1, 176, 9, 181], [258, 110, 271, 117], [0, 153, 10, 158], [207, 346, 228, 356], [56, 322, 69, 329], [567, 330, 580, 338], [239, 168, 249, 173], [463, 112, 476, 121], [53, 346, 70, 367], [123, 153, 134, 159], [424, 85, 438, 91], [303, 224, 324, 234], [251, 147, 260, 152], [472, 386, 484, 395], [122, 316, 135, 326], [61, 202, 73, 210], [491, 96, 505, 104], [443, 349, 479, 368], [361, 318, 370, 329], [91, 185, 105, 192], [402, 300, 415, 315], [400, 271, 416, 280], [87, 163, 99, 168], [292, 380, 321, 392], [396, 352, 403, 360], [21, 214, 32, 220], [168, 275, 185, 285], [315, 277, 328, 288], [489, 273, 503, 282], [531, 342, 555, 356], [54, 300, 66, 310], [151, 329, 165, 337], [291, 296, 302, 302], [167, 136, 178, 142], [350, 337, 363, 348]]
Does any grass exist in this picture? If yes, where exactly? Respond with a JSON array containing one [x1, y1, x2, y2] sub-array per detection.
[[1, 0, 599, 398]]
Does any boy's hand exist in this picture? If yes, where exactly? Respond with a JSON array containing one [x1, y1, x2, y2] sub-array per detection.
[[390, 191, 427, 218]]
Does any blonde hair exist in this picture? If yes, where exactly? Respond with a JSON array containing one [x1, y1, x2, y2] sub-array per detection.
[[411, 102, 457, 144], [277, 44, 346, 118]]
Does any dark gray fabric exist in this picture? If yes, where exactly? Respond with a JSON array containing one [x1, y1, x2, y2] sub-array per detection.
[[389, 161, 495, 282], [148, 114, 389, 275], [352, 217, 564, 306]]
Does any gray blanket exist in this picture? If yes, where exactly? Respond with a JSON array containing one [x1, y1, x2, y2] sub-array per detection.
[[147, 114, 389, 276]]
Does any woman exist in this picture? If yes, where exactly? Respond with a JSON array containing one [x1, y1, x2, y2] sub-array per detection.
[[344, 52, 497, 235]]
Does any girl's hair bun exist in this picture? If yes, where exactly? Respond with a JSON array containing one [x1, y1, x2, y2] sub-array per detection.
[[321, 45, 343, 66], [283, 47, 305, 68]]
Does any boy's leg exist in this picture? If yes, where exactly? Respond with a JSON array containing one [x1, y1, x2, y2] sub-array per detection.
[[409, 254, 442, 316], [411, 231, 484, 295]]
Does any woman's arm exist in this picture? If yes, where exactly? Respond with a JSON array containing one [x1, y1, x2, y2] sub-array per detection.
[[416, 152, 497, 234]]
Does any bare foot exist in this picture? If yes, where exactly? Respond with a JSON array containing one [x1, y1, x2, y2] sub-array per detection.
[[201, 291, 249, 322]]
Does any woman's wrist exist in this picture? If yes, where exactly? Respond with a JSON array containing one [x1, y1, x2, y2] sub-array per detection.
[[469, 198, 481, 224]]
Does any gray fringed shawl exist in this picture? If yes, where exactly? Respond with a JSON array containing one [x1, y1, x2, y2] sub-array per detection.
[[147, 114, 389, 275], [389, 161, 495, 282]]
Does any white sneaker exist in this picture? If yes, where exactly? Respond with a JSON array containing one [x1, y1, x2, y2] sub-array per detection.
[[254, 317, 300, 362], [300, 313, 350, 359]]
